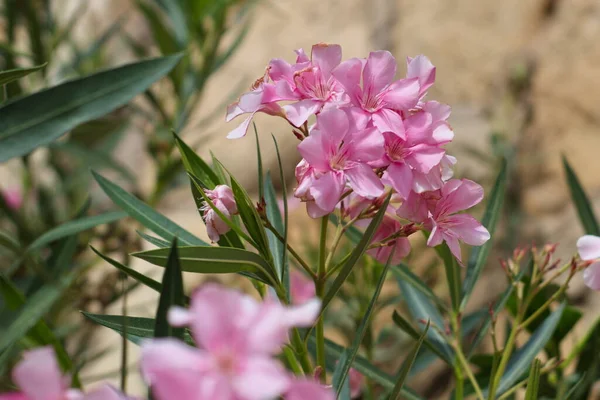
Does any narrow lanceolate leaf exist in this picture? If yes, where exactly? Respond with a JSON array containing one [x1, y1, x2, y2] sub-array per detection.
[[434, 242, 461, 313], [271, 135, 290, 299], [0, 63, 47, 86], [321, 193, 391, 315], [388, 321, 430, 400], [308, 337, 423, 400], [332, 257, 393, 396], [132, 246, 277, 286], [173, 132, 220, 188], [0, 269, 79, 354], [487, 302, 565, 397], [92, 171, 207, 246], [0, 273, 76, 379], [265, 173, 286, 281], [90, 246, 162, 294], [137, 231, 171, 248], [391, 264, 446, 311], [26, 211, 126, 252], [461, 160, 508, 310], [391, 311, 452, 365], [563, 156, 600, 236], [524, 359, 542, 400], [154, 239, 185, 339], [396, 273, 455, 364], [0, 54, 182, 162]]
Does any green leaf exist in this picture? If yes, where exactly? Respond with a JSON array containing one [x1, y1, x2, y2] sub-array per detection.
[[254, 124, 264, 200], [488, 302, 566, 397], [92, 171, 207, 246], [82, 313, 193, 346], [173, 132, 220, 188], [563, 156, 600, 235], [154, 239, 185, 339], [0, 54, 182, 162], [332, 256, 392, 396], [271, 135, 290, 299], [391, 311, 453, 365], [0, 269, 79, 354], [461, 159, 508, 310], [27, 211, 126, 252], [0, 63, 47, 86], [0, 230, 20, 254], [570, 318, 600, 399], [265, 173, 286, 282], [152, 0, 188, 46], [137, 231, 171, 248], [388, 321, 430, 400], [321, 193, 391, 315], [391, 264, 446, 311], [524, 359, 542, 400], [309, 337, 423, 400], [132, 246, 277, 286], [434, 242, 461, 312], [91, 246, 162, 294], [396, 274, 454, 364]]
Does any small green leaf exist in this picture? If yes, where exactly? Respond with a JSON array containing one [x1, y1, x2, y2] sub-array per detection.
[[254, 124, 264, 200], [320, 193, 391, 315], [137, 231, 171, 248], [434, 242, 461, 312], [396, 273, 455, 364], [563, 156, 600, 235], [92, 171, 207, 246], [0, 54, 182, 161], [271, 135, 290, 299], [487, 302, 566, 397], [91, 246, 162, 294], [154, 239, 185, 339], [27, 211, 126, 252], [265, 173, 286, 282], [332, 255, 392, 396], [173, 132, 220, 188], [524, 359, 542, 400], [391, 264, 446, 311], [132, 246, 277, 286], [388, 321, 430, 400], [461, 160, 508, 310], [0, 63, 47, 86]]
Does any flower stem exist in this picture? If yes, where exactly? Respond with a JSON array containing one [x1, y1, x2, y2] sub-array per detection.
[[315, 216, 329, 383]]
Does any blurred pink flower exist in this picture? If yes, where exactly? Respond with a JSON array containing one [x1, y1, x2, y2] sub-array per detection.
[[333, 51, 420, 138], [577, 235, 600, 290], [285, 379, 334, 400], [367, 213, 411, 265], [200, 185, 237, 242], [348, 368, 364, 399], [2, 188, 22, 211], [141, 284, 320, 400], [0, 347, 130, 400], [290, 270, 316, 304]]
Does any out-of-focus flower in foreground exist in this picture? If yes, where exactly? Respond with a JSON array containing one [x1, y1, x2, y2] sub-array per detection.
[[577, 235, 600, 290]]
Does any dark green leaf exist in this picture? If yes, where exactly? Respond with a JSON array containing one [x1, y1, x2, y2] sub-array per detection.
[[137, 231, 171, 248], [271, 135, 290, 299], [27, 211, 126, 252], [488, 302, 565, 397], [173, 132, 220, 188], [563, 156, 600, 235], [0, 63, 47, 86], [265, 173, 285, 282], [154, 239, 185, 339], [91, 246, 162, 293], [434, 242, 461, 312], [391, 264, 446, 311], [132, 245, 277, 286], [254, 124, 264, 200], [461, 159, 508, 310], [388, 321, 430, 400], [92, 171, 207, 246], [0, 54, 182, 161], [332, 257, 392, 396]]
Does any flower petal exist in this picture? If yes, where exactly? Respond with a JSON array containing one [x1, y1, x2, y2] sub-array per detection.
[[282, 99, 323, 127], [297, 131, 331, 171], [577, 235, 600, 261], [406, 55, 436, 95], [583, 261, 600, 291], [372, 108, 406, 139], [440, 179, 484, 214], [383, 162, 413, 200], [382, 77, 420, 110], [310, 171, 346, 215], [311, 44, 342, 78], [286, 379, 335, 400], [332, 58, 363, 104], [345, 164, 384, 198], [363, 51, 397, 94], [13, 347, 65, 400], [233, 357, 291, 400], [444, 214, 491, 246]]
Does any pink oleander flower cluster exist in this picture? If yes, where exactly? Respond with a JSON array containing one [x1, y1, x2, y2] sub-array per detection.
[[226, 43, 490, 262], [0, 347, 131, 400], [140, 283, 333, 400]]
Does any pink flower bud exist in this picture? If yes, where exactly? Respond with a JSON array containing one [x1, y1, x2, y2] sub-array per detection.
[[201, 185, 237, 242]]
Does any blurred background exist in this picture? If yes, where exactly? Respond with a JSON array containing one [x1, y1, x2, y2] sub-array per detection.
[[1, 0, 600, 397]]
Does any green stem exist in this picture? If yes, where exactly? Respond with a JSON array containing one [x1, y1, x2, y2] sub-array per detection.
[[266, 224, 317, 279], [487, 315, 522, 399], [315, 216, 329, 383], [456, 344, 485, 400]]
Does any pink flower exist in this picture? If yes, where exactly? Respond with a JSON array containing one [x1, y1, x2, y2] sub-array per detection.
[[270, 43, 345, 127], [141, 284, 321, 400], [200, 185, 237, 242], [296, 108, 385, 216], [425, 179, 490, 263], [406, 55, 436, 100], [577, 235, 600, 290], [285, 379, 334, 400], [0, 347, 130, 400], [348, 368, 364, 399], [332, 51, 420, 138], [367, 213, 411, 265], [290, 270, 316, 304], [2, 188, 22, 211]]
